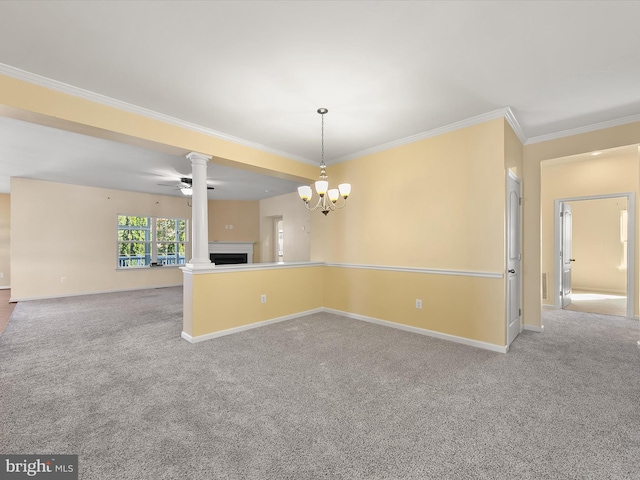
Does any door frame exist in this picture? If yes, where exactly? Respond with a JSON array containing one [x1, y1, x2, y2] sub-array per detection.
[[553, 192, 635, 318], [506, 171, 523, 346]]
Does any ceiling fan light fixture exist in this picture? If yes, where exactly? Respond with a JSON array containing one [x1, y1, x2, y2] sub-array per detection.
[[180, 186, 193, 196]]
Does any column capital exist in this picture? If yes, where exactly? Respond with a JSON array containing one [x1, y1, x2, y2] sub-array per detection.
[[186, 152, 212, 164]]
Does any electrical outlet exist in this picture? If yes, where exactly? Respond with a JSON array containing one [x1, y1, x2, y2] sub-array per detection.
[[0, 272, 3, 278], [261, 294, 267, 304], [229, 224, 233, 230], [416, 299, 422, 309]]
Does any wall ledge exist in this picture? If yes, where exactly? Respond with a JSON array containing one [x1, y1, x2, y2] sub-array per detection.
[[324, 262, 504, 279], [182, 261, 324, 275], [181, 261, 504, 278]]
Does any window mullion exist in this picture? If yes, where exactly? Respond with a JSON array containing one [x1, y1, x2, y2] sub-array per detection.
[[151, 217, 158, 264]]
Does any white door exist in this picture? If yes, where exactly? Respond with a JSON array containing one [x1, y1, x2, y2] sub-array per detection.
[[561, 203, 573, 308], [507, 173, 522, 346]]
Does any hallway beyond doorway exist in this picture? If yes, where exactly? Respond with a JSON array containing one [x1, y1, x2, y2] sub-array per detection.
[[564, 289, 627, 317]]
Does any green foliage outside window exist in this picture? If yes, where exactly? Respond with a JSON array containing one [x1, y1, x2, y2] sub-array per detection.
[[117, 215, 188, 267]]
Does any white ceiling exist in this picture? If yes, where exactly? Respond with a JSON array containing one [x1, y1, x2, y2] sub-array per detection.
[[0, 0, 639, 199]]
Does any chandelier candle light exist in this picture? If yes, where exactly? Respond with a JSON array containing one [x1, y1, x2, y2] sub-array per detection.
[[298, 108, 351, 215]]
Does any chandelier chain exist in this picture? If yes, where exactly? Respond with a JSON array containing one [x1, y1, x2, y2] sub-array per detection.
[[297, 107, 351, 215], [321, 111, 325, 165]]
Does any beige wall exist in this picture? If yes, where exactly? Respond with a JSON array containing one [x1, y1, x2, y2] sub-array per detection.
[[323, 267, 505, 346], [524, 123, 640, 328], [308, 118, 509, 346], [184, 265, 323, 337], [541, 153, 639, 308], [312, 118, 506, 271], [208, 200, 260, 262], [11, 178, 192, 300], [570, 198, 628, 294], [259, 192, 310, 263], [505, 121, 524, 177], [0, 193, 9, 288]]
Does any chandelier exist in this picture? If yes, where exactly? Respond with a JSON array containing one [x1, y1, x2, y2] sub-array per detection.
[[297, 108, 351, 215]]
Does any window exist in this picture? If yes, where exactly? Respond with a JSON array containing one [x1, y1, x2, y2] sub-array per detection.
[[117, 215, 188, 268]]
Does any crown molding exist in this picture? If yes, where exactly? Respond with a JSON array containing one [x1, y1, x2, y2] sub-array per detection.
[[0, 62, 315, 165], [503, 107, 527, 144], [331, 107, 525, 164], [525, 112, 640, 145], [9, 62, 638, 160]]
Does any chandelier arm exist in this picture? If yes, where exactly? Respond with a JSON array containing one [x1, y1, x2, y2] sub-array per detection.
[[297, 107, 350, 216]]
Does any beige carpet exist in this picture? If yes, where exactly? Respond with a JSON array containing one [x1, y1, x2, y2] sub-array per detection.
[[565, 289, 627, 317], [0, 289, 15, 336], [2, 287, 640, 479]]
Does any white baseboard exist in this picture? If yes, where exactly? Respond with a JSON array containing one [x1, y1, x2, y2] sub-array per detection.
[[524, 324, 544, 332], [323, 307, 508, 353], [182, 308, 324, 343], [0, 286, 10, 290], [182, 307, 508, 353], [10, 284, 183, 302]]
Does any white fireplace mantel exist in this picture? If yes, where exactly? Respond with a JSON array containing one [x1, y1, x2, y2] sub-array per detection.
[[208, 242, 254, 264]]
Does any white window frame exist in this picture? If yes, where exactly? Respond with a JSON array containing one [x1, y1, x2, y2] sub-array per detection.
[[117, 215, 189, 269]]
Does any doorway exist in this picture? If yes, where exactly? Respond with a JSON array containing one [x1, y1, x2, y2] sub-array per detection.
[[274, 217, 284, 262], [554, 193, 635, 317], [506, 171, 522, 346]]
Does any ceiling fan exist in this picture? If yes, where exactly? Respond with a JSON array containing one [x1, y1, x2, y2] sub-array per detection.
[[158, 177, 215, 196]]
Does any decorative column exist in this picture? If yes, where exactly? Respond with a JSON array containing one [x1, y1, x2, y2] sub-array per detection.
[[186, 152, 212, 269]]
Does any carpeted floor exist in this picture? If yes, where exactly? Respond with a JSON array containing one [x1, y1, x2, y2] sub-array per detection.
[[1, 287, 639, 479], [0, 289, 16, 336], [565, 289, 628, 317]]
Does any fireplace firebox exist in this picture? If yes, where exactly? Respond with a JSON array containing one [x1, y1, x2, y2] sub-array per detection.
[[209, 253, 248, 265]]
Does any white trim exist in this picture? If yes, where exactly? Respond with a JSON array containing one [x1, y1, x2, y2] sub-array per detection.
[[332, 107, 522, 164], [181, 308, 324, 343], [4, 59, 526, 164], [506, 171, 523, 346], [324, 262, 503, 279], [10, 283, 182, 303], [0, 62, 314, 166], [0, 286, 10, 290], [182, 261, 324, 275], [6, 59, 640, 162], [183, 305, 510, 352], [208, 241, 255, 264], [1, 61, 532, 163], [524, 324, 544, 332], [323, 307, 508, 353], [553, 193, 635, 318], [181, 261, 503, 278], [504, 108, 527, 144], [526, 113, 640, 145]]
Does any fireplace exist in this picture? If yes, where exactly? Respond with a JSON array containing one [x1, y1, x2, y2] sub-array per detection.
[[209, 253, 248, 265], [208, 242, 254, 264]]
